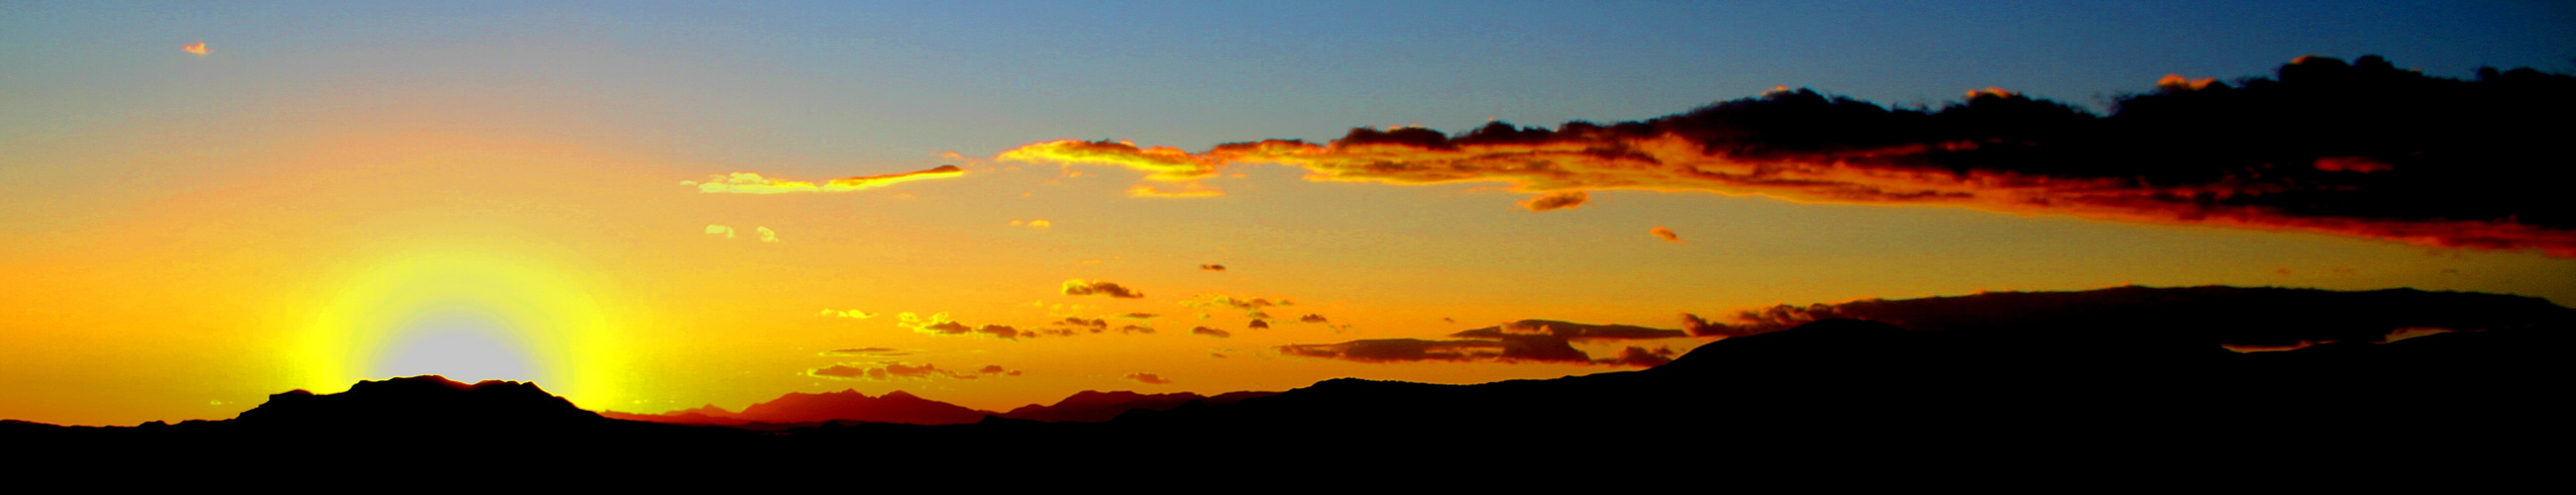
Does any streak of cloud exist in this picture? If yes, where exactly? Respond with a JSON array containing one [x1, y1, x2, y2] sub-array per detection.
[[1518, 190, 1589, 212], [996, 56, 2576, 255], [1200, 264, 1228, 271], [685, 165, 964, 194], [1651, 227, 1681, 243], [1125, 372, 1174, 384], [1192, 327, 1233, 338]]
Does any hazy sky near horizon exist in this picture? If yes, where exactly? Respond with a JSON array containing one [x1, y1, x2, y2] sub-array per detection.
[[5, 1, 2573, 426]]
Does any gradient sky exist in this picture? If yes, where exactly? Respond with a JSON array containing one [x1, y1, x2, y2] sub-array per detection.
[[5, 1, 2573, 426]]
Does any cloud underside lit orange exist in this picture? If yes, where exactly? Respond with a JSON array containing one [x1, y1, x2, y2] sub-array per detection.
[[995, 56, 2576, 255]]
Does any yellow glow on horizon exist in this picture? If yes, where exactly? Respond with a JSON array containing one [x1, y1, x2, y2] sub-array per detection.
[[300, 247, 626, 408]]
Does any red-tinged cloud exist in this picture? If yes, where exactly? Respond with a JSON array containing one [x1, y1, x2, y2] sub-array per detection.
[[1120, 313, 1159, 319], [1119, 325, 1155, 335], [1125, 372, 1174, 384], [1192, 327, 1233, 338], [1650, 227, 1681, 243], [978, 365, 1023, 376], [1595, 346, 1676, 367], [994, 56, 2576, 255], [1298, 314, 1330, 324], [182, 41, 209, 55], [1063, 279, 1145, 299], [1681, 285, 2575, 347], [1519, 190, 1589, 212], [1248, 320, 1270, 330], [1200, 264, 1228, 271], [685, 165, 965, 194]]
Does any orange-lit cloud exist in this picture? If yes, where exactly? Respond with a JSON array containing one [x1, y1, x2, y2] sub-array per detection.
[[705, 225, 736, 239], [1518, 190, 1589, 212], [994, 56, 2576, 255], [1011, 219, 1052, 229], [897, 312, 1023, 340], [182, 42, 208, 55], [817, 309, 879, 319], [978, 365, 1023, 376], [1062, 279, 1145, 299], [1191, 327, 1232, 338], [1199, 264, 1227, 271], [817, 347, 905, 356], [1650, 227, 1680, 243], [757, 227, 783, 244], [1297, 314, 1329, 324], [1125, 372, 1173, 384], [805, 362, 987, 381], [685, 165, 964, 194]]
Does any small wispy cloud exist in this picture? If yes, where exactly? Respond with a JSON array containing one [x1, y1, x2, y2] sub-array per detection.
[[685, 165, 964, 194], [182, 42, 209, 56]]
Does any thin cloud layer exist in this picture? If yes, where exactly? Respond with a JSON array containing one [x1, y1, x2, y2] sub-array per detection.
[[1192, 327, 1233, 338], [685, 165, 964, 194], [1282, 319, 1691, 367], [1125, 372, 1174, 384], [996, 56, 2576, 255], [805, 361, 988, 381]]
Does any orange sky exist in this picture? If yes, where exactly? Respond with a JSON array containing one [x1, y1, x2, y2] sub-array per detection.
[[5, 3, 2573, 426]]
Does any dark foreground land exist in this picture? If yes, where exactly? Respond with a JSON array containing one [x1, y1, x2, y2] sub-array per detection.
[[9, 287, 2571, 484]]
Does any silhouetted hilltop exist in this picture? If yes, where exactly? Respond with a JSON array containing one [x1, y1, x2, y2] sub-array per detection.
[[234, 375, 603, 431], [1000, 390, 1279, 423]]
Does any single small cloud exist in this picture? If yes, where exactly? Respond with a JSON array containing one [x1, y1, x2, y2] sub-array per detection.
[[1248, 320, 1270, 330], [1063, 279, 1145, 299], [1192, 327, 1233, 338], [1011, 219, 1053, 229], [705, 225, 737, 239], [978, 365, 1023, 376], [1518, 190, 1590, 212], [1200, 264, 1228, 271], [1298, 314, 1330, 324], [1651, 227, 1681, 243], [1119, 313, 1159, 320], [182, 41, 209, 56], [758, 226, 784, 243], [1126, 372, 1174, 384], [688, 165, 965, 194], [1118, 325, 1155, 335], [818, 309, 879, 319]]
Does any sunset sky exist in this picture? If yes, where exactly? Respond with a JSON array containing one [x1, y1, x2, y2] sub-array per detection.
[[5, 1, 2573, 426]]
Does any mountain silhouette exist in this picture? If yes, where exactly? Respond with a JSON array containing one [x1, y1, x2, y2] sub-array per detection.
[[999, 390, 1279, 423], [9, 286, 2568, 478]]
